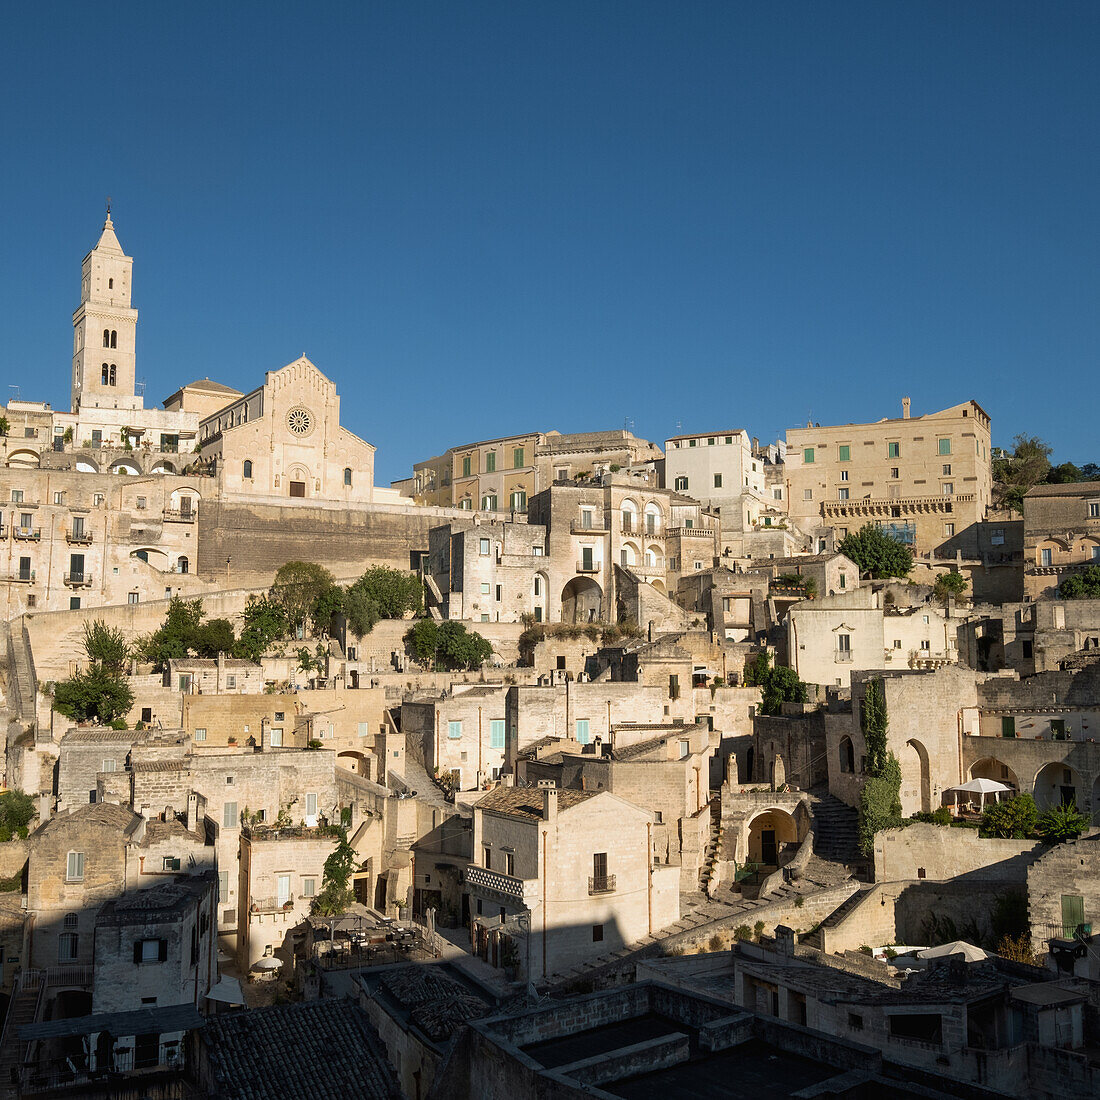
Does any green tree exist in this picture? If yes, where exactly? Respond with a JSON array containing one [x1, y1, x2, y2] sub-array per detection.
[[933, 571, 969, 603], [82, 619, 130, 674], [405, 619, 439, 664], [191, 618, 236, 658], [311, 584, 346, 637], [1036, 800, 1090, 842], [1060, 565, 1100, 600], [349, 567, 423, 619], [0, 417, 8, 436], [837, 524, 914, 579], [312, 828, 356, 916], [857, 679, 902, 856], [993, 434, 1053, 513], [1046, 462, 1083, 484], [979, 793, 1038, 839], [271, 561, 336, 633], [53, 664, 134, 724], [0, 790, 36, 841], [343, 586, 380, 639], [437, 621, 493, 670], [235, 595, 290, 661], [137, 597, 206, 670], [743, 651, 808, 716]]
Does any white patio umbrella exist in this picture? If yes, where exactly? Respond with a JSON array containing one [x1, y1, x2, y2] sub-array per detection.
[[251, 957, 283, 971], [944, 778, 1012, 809], [918, 940, 988, 963]]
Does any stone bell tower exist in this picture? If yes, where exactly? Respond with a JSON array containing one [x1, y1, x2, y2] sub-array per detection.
[[71, 206, 141, 413]]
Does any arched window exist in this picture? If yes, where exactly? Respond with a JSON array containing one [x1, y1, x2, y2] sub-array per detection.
[[177, 556, 189, 575], [644, 502, 662, 535], [110, 330, 117, 348], [103, 329, 110, 348], [839, 737, 855, 774], [243, 460, 253, 479], [101, 364, 109, 384], [344, 467, 352, 487], [109, 365, 116, 386]]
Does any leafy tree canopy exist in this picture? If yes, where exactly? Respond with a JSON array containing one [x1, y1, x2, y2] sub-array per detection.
[[53, 664, 134, 724], [343, 586, 380, 640], [312, 828, 356, 916], [1060, 565, 1100, 600], [933, 571, 969, 603], [0, 790, 36, 840], [349, 567, 423, 620], [437, 621, 494, 670], [743, 651, 808, 716], [979, 793, 1038, 839], [1036, 801, 1090, 842], [405, 619, 439, 664], [82, 620, 129, 674], [271, 561, 336, 632], [837, 524, 913, 579], [235, 595, 290, 661], [137, 598, 239, 669], [993, 434, 1053, 513]]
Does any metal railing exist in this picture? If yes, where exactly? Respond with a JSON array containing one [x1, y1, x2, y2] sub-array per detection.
[[250, 895, 294, 913], [576, 559, 601, 573], [13, 527, 41, 541], [465, 863, 527, 902], [7, 570, 35, 583], [66, 529, 93, 545], [570, 520, 608, 534], [64, 572, 92, 588], [163, 507, 197, 522], [588, 874, 616, 895]]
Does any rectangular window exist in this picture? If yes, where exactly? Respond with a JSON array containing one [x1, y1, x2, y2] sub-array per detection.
[[302, 878, 316, 898], [803, 447, 814, 463], [689, 438, 697, 447], [485, 451, 495, 473], [479, 538, 490, 555], [576, 719, 591, 744], [483, 845, 492, 869], [942, 483, 953, 496], [838, 488, 849, 500], [674, 477, 688, 491], [305, 793, 318, 817], [713, 473, 722, 488], [581, 508, 593, 528], [58, 934, 79, 962], [839, 573, 846, 589], [1001, 716, 1016, 737], [136, 495, 146, 509], [270, 727, 283, 746], [837, 633, 851, 656], [489, 720, 505, 749], [1061, 894, 1086, 939], [942, 464, 951, 476], [592, 924, 604, 942], [218, 870, 229, 901], [128, 592, 139, 605], [944, 523, 955, 537], [194, 727, 207, 742], [480, 582, 490, 595], [678, 739, 690, 760], [53, 491, 64, 505], [803, 489, 812, 501], [358, 721, 368, 737], [223, 802, 237, 828], [1041, 548, 1052, 566], [461, 455, 471, 478], [840, 470, 849, 481], [448, 721, 462, 740], [1089, 502, 1099, 518], [938, 438, 951, 455], [838, 445, 850, 462], [890, 467, 899, 479], [773, 488, 782, 500], [511, 490, 527, 511], [101, 758, 116, 773], [66, 852, 85, 881], [513, 447, 525, 468], [506, 852, 514, 876], [888, 442, 900, 458]]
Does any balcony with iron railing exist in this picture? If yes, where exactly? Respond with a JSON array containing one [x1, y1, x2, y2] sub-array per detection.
[[6, 569, 35, 584], [163, 507, 197, 523], [834, 651, 853, 663], [65, 528, 93, 545], [464, 863, 528, 903], [588, 874, 616, 895], [250, 894, 295, 913], [64, 572, 92, 588], [571, 520, 608, 535], [13, 527, 41, 541], [576, 559, 602, 573]]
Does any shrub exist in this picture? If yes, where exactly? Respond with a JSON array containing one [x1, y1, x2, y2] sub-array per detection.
[[794, 895, 804, 909], [1036, 800, 1090, 842], [733, 924, 753, 942], [884, 947, 898, 960], [708, 933, 724, 951], [753, 920, 765, 940], [980, 794, 1038, 839], [859, 944, 872, 955]]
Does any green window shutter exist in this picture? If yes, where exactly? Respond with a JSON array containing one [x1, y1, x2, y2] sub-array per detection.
[[576, 719, 591, 744], [485, 452, 495, 472], [462, 456, 471, 478], [490, 720, 505, 749], [448, 721, 462, 740], [939, 438, 951, 455], [888, 442, 900, 458], [803, 448, 814, 463], [838, 445, 850, 462], [1001, 716, 1015, 737], [514, 448, 525, 468], [1061, 894, 1085, 938]]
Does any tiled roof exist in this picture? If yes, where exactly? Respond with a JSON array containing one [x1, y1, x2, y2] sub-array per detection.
[[61, 728, 135, 743], [1024, 482, 1100, 498], [201, 1000, 401, 1100], [378, 965, 491, 1042], [34, 802, 140, 838], [477, 787, 594, 820]]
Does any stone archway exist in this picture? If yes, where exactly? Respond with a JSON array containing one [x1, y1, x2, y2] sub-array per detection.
[[561, 577, 603, 624], [900, 738, 932, 815], [746, 808, 799, 869], [969, 757, 1019, 793], [1034, 762, 1085, 812]]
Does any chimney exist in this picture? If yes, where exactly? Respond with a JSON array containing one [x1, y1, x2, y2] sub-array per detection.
[[186, 792, 198, 833], [538, 779, 558, 821], [902, 396, 911, 419]]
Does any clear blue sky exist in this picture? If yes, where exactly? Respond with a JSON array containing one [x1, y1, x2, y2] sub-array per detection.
[[2, 2, 1097, 482]]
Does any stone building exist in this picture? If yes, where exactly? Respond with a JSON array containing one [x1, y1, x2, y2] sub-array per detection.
[[785, 398, 993, 558], [400, 428, 662, 510], [168, 655, 266, 695], [1022, 482, 1100, 599], [91, 872, 218, 1013], [466, 784, 679, 982], [1027, 832, 1100, 952]]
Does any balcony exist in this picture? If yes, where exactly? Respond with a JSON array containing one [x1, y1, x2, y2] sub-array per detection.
[[162, 507, 197, 523], [250, 895, 295, 914], [64, 572, 92, 588], [571, 520, 608, 535], [834, 651, 853, 663], [666, 526, 709, 539], [66, 529, 93, 545], [588, 874, 617, 895], [13, 527, 41, 542], [464, 864, 527, 903], [6, 570, 35, 584], [576, 559, 601, 573]]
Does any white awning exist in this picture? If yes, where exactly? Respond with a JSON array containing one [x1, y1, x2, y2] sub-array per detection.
[[206, 977, 246, 1004]]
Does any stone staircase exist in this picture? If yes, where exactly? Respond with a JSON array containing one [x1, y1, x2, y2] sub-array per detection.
[[799, 884, 874, 950], [0, 972, 43, 1096], [809, 791, 863, 869], [1, 622, 38, 729], [699, 797, 723, 895]]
